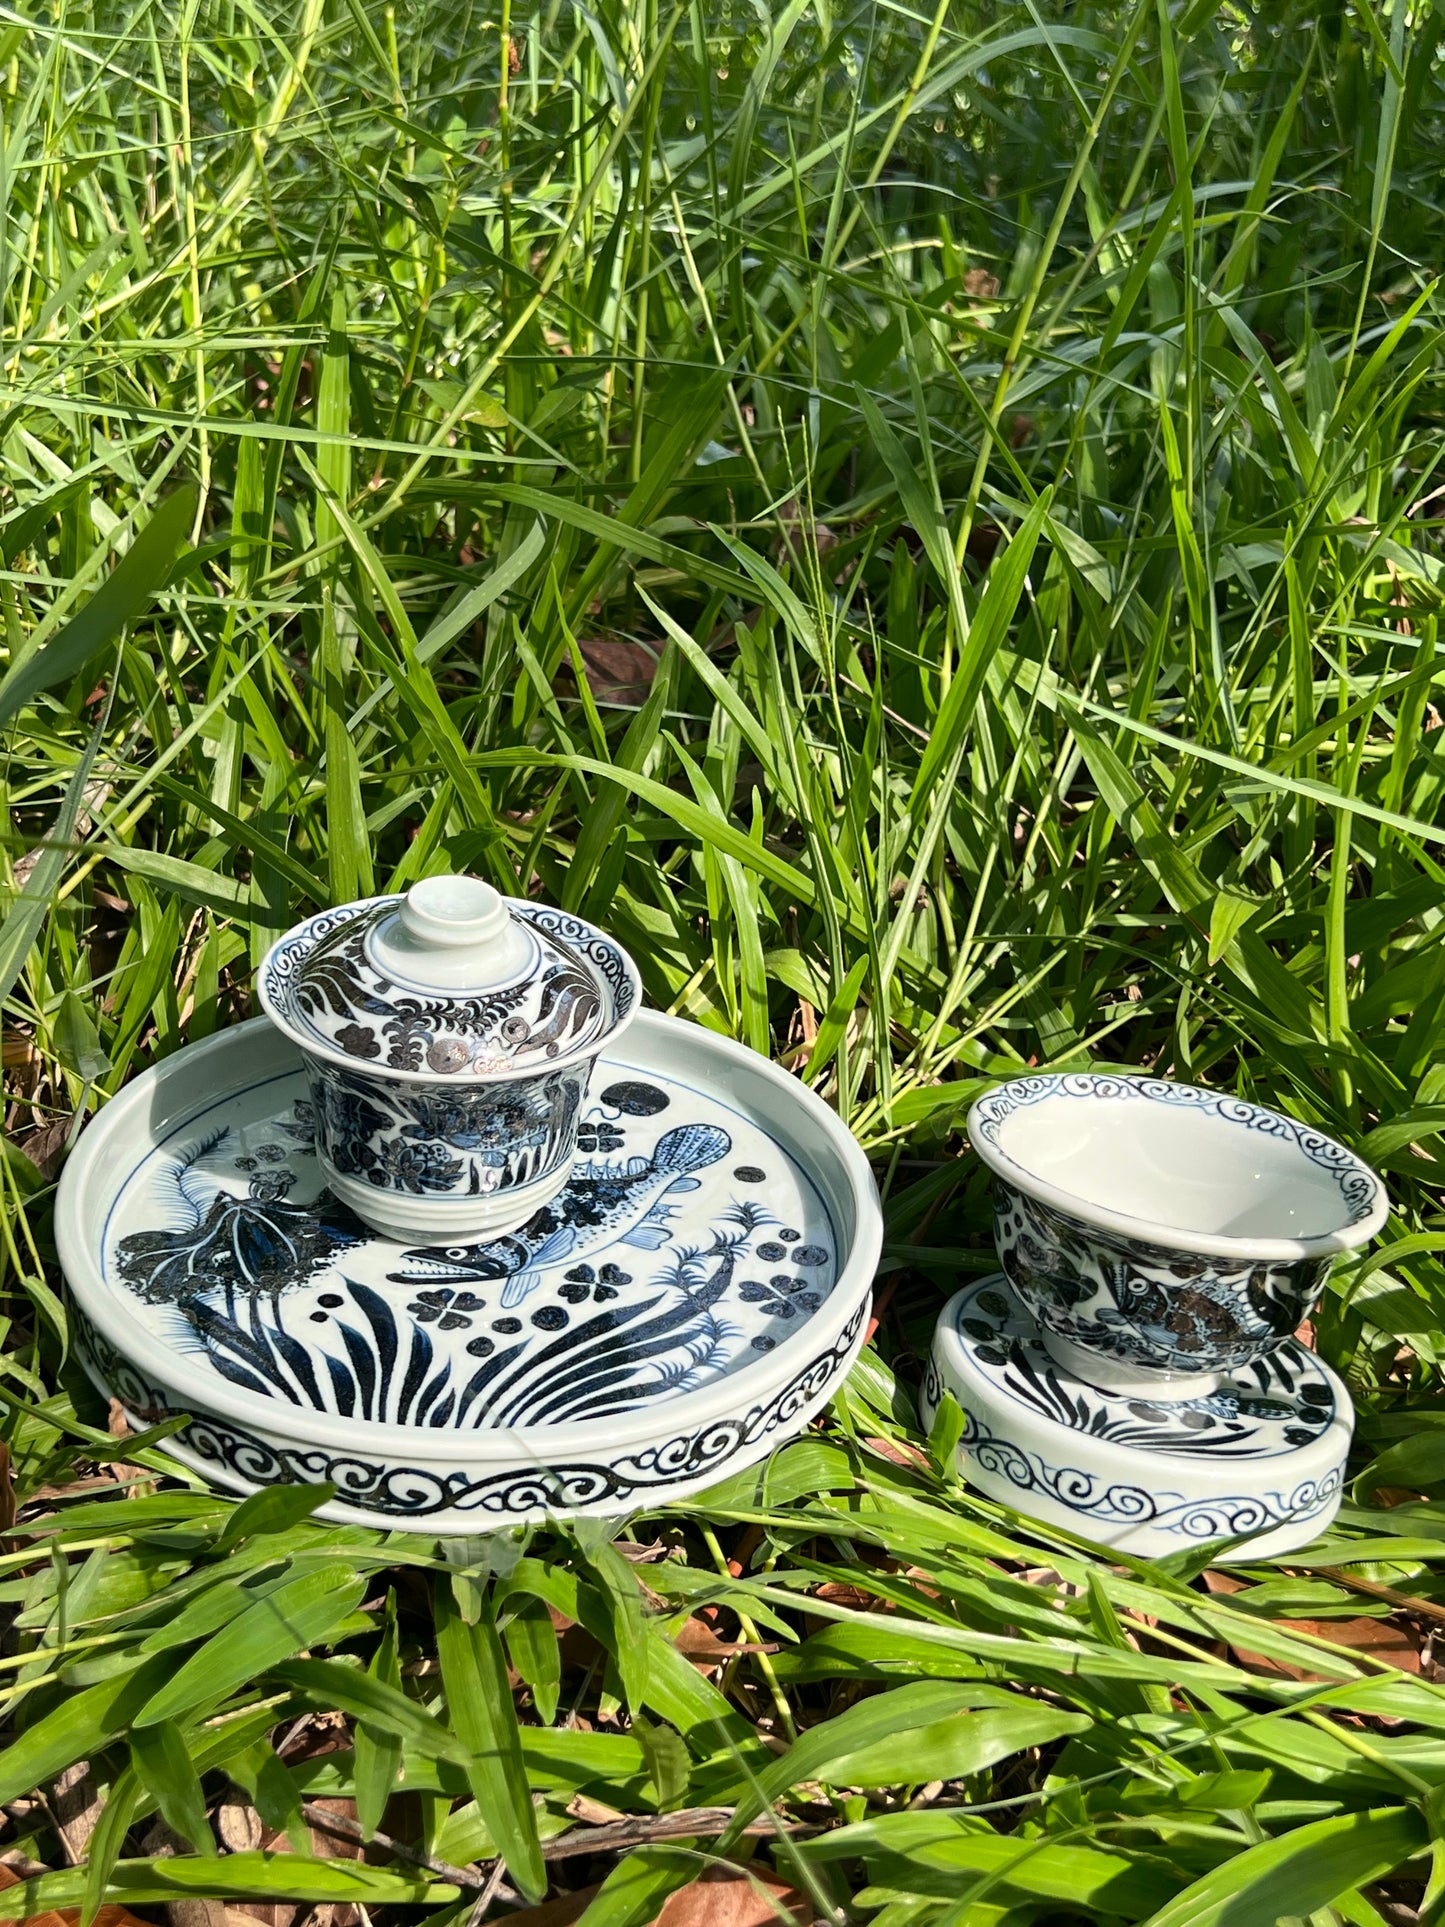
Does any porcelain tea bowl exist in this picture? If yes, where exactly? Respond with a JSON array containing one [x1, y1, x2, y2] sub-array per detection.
[[967, 1073, 1387, 1396], [258, 875, 640, 1243]]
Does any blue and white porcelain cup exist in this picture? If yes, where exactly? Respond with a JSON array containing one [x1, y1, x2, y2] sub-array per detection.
[[967, 1074, 1388, 1395], [258, 876, 640, 1243]]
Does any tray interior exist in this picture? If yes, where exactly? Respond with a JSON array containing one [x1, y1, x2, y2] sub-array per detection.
[[91, 1022, 847, 1435]]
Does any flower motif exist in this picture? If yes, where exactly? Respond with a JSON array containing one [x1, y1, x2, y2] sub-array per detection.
[[594, 1260, 630, 1302], [248, 1171, 297, 1204], [375, 1140, 463, 1194], [335, 1023, 382, 1059], [407, 1287, 485, 1331], [560, 1259, 630, 1303], [321, 1083, 393, 1147], [576, 1121, 624, 1153], [333, 1137, 380, 1177], [113, 1190, 364, 1303], [738, 1274, 822, 1319], [398, 1083, 558, 1165], [759, 1233, 816, 1264]]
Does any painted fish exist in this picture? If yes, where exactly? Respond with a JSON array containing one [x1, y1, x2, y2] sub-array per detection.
[[389, 1122, 732, 1306]]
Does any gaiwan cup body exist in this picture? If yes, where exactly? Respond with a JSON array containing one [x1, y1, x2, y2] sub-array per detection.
[[258, 879, 640, 1243], [968, 1074, 1388, 1393]]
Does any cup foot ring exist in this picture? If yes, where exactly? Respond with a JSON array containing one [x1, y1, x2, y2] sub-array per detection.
[[1038, 1328, 1226, 1399], [320, 1158, 572, 1244]]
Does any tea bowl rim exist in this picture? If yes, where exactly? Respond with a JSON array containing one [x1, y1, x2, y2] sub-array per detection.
[[967, 1071, 1388, 1262], [257, 892, 643, 1085]]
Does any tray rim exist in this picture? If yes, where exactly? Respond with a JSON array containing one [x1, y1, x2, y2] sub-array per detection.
[[58, 1010, 881, 1459], [79, 1298, 871, 1529]]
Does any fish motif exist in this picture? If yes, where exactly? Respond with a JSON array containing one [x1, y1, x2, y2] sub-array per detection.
[[389, 1122, 731, 1306]]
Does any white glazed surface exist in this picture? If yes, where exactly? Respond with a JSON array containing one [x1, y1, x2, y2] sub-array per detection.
[[969, 1073, 1387, 1261], [368, 877, 538, 991], [57, 1012, 881, 1528], [924, 1276, 1351, 1561]]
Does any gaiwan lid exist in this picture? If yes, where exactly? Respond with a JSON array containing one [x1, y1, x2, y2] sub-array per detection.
[[257, 876, 639, 1079]]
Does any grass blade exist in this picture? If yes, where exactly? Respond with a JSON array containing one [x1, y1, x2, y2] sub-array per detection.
[[434, 1577, 545, 1903]]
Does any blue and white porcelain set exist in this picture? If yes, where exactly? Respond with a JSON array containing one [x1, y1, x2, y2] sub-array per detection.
[[921, 1073, 1388, 1560], [57, 877, 882, 1530], [57, 872, 1386, 1558]]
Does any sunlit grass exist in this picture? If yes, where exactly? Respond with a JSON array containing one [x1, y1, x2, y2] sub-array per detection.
[[1, 0, 1445, 1919]]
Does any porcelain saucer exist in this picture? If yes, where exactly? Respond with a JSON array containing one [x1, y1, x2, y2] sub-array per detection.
[[922, 1276, 1351, 1561], [57, 1013, 881, 1529]]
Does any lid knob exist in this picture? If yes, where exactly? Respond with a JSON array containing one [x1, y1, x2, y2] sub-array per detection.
[[368, 875, 537, 989]]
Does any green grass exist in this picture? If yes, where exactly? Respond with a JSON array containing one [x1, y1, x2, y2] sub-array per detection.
[[4, 0, 1445, 1920]]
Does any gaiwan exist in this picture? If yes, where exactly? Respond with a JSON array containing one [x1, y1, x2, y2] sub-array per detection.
[[257, 876, 640, 1242]]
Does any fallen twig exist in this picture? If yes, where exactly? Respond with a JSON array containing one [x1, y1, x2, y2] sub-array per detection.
[[538, 1805, 812, 1861], [298, 1802, 486, 1889], [1318, 1566, 1445, 1630], [303, 1797, 815, 1889]]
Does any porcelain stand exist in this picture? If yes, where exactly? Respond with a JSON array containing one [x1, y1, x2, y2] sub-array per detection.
[[921, 1275, 1352, 1562]]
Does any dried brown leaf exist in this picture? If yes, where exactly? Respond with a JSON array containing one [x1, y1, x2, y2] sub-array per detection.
[[580, 640, 659, 706], [501, 1864, 808, 1927], [1203, 1570, 1423, 1679], [655, 1865, 809, 1927], [17, 1118, 72, 1181], [500, 1892, 597, 1927], [0, 1859, 156, 1927], [50, 1764, 102, 1865], [214, 1804, 263, 1855], [671, 1617, 771, 1668]]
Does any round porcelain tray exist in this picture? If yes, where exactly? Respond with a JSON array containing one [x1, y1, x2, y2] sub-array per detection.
[[922, 1277, 1351, 1561], [57, 1013, 881, 1529]]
